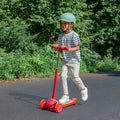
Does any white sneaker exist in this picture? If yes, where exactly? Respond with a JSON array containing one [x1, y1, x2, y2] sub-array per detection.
[[81, 87, 88, 101], [59, 95, 70, 103]]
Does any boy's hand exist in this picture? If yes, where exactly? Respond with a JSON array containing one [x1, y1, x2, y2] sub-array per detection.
[[62, 46, 69, 51], [61, 45, 69, 51], [51, 45, 54, 49], [51, 45, 61, 52], [51, 44, 59, 48], [56, 46, 62, 52], [51, 45, 69, 52]]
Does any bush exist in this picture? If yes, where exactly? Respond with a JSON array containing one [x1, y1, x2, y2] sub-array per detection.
[[96, 49, 120, 72], [0, 49, 34, 80], [0, 46, 120, 81], [81, 47, 101, 72], [88, 0, 120, 57], [0, 0, 120, 81], [80, 47, 120, 73], [0, 18, 38, 53], [0, 45, 63, 80]]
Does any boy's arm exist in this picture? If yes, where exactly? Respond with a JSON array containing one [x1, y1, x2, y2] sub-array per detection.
[[52, 44, 59, 48], [61, 45, 79, 52]]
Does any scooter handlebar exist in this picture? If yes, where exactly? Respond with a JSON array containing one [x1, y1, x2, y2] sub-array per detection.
[[62, 46, 69, 51], [51, 45, 69, 52]]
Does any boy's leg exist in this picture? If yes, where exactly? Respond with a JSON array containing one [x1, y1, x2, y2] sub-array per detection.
[[70, 62, 85, 90], [69, 62, 88, 101], [60, 62, 69, 95], [59, 62, 70, 103]]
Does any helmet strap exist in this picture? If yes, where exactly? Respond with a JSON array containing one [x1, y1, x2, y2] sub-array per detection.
[[63, 29, 72, 34], [63, 30, 67, 33]]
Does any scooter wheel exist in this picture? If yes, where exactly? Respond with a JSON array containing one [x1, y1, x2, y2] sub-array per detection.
[[71, 98, 77, 105], [55, 103, 63, 113], [39, 99, 46, 109]]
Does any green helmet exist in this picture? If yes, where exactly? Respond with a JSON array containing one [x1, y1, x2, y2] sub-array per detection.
[[59, 13, 76, 24]]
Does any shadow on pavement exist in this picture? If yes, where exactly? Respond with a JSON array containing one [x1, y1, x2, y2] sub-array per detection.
[[99, 71, 120, 77], [8, 92, 47, 106]]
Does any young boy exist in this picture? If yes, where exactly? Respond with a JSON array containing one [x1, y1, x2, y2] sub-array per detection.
[[52, 13, 88, 103]]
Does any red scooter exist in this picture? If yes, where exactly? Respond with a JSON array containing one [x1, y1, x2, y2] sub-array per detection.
[[39, 46, 77, 113]]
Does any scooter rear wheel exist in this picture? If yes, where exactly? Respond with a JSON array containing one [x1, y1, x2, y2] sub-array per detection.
[[40, 99, 46, 109], [71, 98, 77, 105], [55, 103, 63, 113]]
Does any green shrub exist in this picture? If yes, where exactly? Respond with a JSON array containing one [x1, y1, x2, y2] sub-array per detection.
[[81, 47, 120, 73], [96, 49, 120, 72], [0, 18, 38, 53], [0, 45, 62, 80], [0, 0, 120, 81], [81, 47, 101, 72], [0, 46, 119, 81], [88, 0, 120, 57], [0, 49, 35, 80]]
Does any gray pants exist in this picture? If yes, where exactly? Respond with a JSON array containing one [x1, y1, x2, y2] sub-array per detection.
[[60, 61, 85, 95]]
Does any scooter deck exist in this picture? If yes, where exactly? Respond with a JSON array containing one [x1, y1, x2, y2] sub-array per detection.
[[61, 98, 77, 108]]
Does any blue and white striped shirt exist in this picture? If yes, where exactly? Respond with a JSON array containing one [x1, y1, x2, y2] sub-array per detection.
[[57, 31, 81, 62]]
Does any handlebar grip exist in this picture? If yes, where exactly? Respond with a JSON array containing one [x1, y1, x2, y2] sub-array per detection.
[[62, 47, 69, 51]]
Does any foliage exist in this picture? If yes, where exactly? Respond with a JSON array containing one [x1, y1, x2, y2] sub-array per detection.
[[0, 0, 93, 48], [87, 0, 120, 57], [81, 46, 101, 72], [0, 46, 120, 81], [0, 0, 120, 80], [0, 45, 63, 80], [96, 48, 120, 71], [0, 0, 119, 55], [81, 46, 120, 73], [0, 18, 39, 53]]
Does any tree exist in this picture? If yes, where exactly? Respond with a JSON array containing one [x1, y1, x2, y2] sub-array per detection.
[[87, 0, 120, 57]]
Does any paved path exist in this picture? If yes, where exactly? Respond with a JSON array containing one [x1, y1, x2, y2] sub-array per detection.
[[0, 71, 120, 120]]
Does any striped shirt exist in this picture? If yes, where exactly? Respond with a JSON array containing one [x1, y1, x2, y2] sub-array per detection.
[[57, 31, 81, 62]]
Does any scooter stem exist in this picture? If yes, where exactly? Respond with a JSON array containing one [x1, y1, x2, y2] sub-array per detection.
[[52, 68, 58, 99], [52, 53, 60, 99]]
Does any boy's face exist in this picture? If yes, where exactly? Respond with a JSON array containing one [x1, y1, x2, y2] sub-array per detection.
[[60, 21, 74, 33]]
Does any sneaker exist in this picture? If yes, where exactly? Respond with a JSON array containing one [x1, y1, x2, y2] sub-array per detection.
[[81, 87, 88, 101], [59, 95, 70, 103]]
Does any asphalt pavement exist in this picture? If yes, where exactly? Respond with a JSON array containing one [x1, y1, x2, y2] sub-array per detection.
[[0, 71, 120, 120]]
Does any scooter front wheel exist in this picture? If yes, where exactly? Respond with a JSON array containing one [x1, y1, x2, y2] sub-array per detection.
[[55, 103, 63, 113], [40, 99, 46, 109]]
